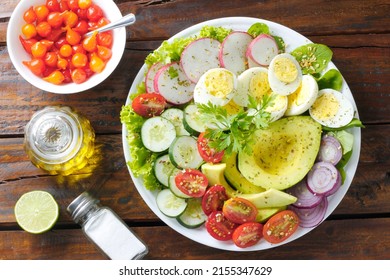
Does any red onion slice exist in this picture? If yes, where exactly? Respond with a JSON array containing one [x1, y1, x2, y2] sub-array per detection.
[[286, 179, 323, 209], [307, 161, 342, 196], [317, 134, 342, 165], [289, 197, 328, 228]]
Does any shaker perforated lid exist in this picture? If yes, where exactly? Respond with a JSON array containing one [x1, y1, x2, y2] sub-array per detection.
[[67, 192, 99, 224]]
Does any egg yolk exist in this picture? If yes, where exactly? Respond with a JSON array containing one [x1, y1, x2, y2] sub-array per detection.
[[288, 82, 308, 106], [310, 92, 340, 120], [204, 70, 234, 98], [249, 72, 271, 99], [273, 57, 298, 83]]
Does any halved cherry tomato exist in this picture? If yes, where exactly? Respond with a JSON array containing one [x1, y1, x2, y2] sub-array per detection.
[[131, 93, 166, 118], [232, 222, 263, 248], [201, 184, 228, 215], [262, 210, 299, 244], [197, 132, 224, 163], [175, 169, 208, 198], [205, 211, 237, 241], [222, 197, 258, 224]]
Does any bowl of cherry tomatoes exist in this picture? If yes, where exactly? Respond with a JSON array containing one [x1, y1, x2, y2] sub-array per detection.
[[7, 0, 127, 94]]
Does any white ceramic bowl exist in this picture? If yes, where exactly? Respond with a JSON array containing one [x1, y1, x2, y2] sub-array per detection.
[[7, 0, 126, 94]]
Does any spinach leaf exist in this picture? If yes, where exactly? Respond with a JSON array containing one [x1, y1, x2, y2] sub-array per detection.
[[247, 22, 270, 37], [291, 43, 333, 75], [317, 69, 343, 91]]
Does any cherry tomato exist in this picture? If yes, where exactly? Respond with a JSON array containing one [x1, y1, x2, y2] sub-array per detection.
[[82, 31, 97, 52], [89, 52, 105, 73], [43, 69, 65, 84], [67, 0, 80, 11], [262, 210, 300, 244], [87, 4, 103, 22], [19, 36, 38, 54], [39, 39, 54, 49], [31, 42, 48, 58], [197, 132, 225, 163], [96, 45, 112, 60], [175, 169, 208, 198], [131, 93, 167, 118], [232, 222, 263, 248], [44, 51, 58, 67], [23, 58, 46, 76], [46, 0, 60, 12], [47, 12, 63, 28], [72, 44, 86, 54], [222, 197, 258, 224], [57, 56, 68, 69], [78, 0, 92, 10], [45, 28, 64, 42], [65, 26, 81, 45], [97, 32, 112, 48], [22, 23, 37, 39], [205, 211, 237, 241], [73, 20, 88, 34], [71, 68, 87, 84], [59, 44, 73, 57], [36, 21, 52, 37], [59, 0, 69, 12], [71, 52, 88, 67], [23, 6, 37, 24], [63, 10, 79, 27], [34, 5, 49, 22], [61, 68, 72, 83], [201, 184, 228, 216], [54, 36, 67, 49], [76, 8, 88, 20]]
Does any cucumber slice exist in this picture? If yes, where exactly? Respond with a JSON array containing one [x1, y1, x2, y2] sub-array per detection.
[[183, 104, 208, 136], [177, 198, 207, 228], [141, 116, 176, 152], [156, 189, 187, 218], [161, 108, 190, 136], [154, 154, 176, 187], [169, 168, 191, 199], [169, 135, 204, 169]]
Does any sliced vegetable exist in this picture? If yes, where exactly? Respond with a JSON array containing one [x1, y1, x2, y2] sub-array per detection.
[[289, 197, 328, 228], [180, 37, 221, 83], [286, 179, 323, 209], [317, 134, 343, 165], [145, 62, 163, 93], [222, 197, 258, 224], [169, 168, 191, 199], [174, 168, 208, 198], [306, 161, 342, 196], [205, 211, 238, 241], [246, 34, 278, 66], [132, 93, 167, 118], [154, 154, 176, 187], [232, 222, 263, 248], [169, 135, 204, 169], [156, 189, 187, 218], [141, 116, 176, 152], [197, 132, 225, 163], [201, 184, 228, 216], [161, 108, 190, 136], [183, 104, 208, 136], [154, 62, 195, 105], [177, 198, 207, 228], [262, 210, 299, 244]]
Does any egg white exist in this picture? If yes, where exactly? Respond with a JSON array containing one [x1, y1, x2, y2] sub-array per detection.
[[285, 74, 319, 116], [268, 53, 302, 96], [193, 68, 237, 106], [309, 88, 355, 128]]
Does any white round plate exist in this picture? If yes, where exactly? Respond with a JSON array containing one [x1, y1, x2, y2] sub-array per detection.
[[122, 17, 361, 251]]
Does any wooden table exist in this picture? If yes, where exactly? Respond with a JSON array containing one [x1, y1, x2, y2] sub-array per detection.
[[0, 0, 389, 260]]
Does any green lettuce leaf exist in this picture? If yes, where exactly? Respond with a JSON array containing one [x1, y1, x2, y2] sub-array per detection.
[[291, 43, 333, 75]]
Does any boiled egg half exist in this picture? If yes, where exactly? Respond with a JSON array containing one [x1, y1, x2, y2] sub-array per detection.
[[309, 88, 354, 128], [284, 74, 319, 116], [193, 68, 237, 106], [268, 53, 302, 96], [234, 67, 287, 122]]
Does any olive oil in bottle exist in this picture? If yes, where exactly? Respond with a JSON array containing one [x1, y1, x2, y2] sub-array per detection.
[[24, 106, 95, 175]]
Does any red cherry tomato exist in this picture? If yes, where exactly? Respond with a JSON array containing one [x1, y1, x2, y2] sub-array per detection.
[[59, 0, 69, 12], [36, 21, 52, 37], [23, 58, 46, 76], [201, 184, 228, 215], [262, 210, 300, 244], [222, 197, 258, 224], [87, 4, 103, 22], [46, 0, 60, 12], [73, 20, 88, 34], [44, 51, 58, 67], [97, 32, 113, 48], [205, 211, 238, 241], [71, 68, 87, 84], [232, 222, 263, 248], [67, 0, 80, 11], [47, 12, 63, 28], [197, 132, 225, 163], [131, 93, 167, 118], [174, 169, 208, 198], [19, 36, 38, 54], [23, 6, 37, 24]]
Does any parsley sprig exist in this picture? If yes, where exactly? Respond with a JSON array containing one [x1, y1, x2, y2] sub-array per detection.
[[197, 94, 275, 154]]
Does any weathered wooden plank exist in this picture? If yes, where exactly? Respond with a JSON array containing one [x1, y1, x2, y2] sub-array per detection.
[[0, 218, 389, 259]]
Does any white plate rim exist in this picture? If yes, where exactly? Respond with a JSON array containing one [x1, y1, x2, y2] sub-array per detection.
[[122, 16, 361, 251]]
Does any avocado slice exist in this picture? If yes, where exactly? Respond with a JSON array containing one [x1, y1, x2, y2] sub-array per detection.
[[238, 116, 322, 190], [222, 153, 266, 194], [201, 163, 237, 197], [238, 188, 297, 208]]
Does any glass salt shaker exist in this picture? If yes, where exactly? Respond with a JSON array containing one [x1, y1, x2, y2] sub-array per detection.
[[24, 105, 95, 175], [67, 192, 148, 260]]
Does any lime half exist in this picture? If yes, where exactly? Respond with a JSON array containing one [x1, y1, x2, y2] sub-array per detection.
[[14, 190, 59, 234]]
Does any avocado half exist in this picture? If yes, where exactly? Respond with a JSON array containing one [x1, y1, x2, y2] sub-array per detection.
[[238, 116, 322, 190]]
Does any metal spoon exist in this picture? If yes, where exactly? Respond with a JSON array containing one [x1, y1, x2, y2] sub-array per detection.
[[84, 13, 136, 37]]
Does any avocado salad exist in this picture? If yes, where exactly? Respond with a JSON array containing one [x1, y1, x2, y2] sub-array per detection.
[[120, 22, 364, 248]]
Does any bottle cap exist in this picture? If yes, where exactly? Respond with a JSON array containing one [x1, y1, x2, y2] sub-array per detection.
[[67, 192, 99, 224]]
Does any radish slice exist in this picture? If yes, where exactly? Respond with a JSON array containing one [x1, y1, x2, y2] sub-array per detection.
[[154, 62, 195, 105], [286, 179, 323, 209], [180, 38, 221, 83], [247, 34, 279, 66], [219, 31, 253, 76], [317, 134, 343, 165], [145, 62, 164, 93], [247, 55, 261, 68], [289, 197, 328, 228], [307, 161, 342, 196]]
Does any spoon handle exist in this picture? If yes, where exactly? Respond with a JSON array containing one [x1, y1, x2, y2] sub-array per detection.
[[85, 13, 136, 37]]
